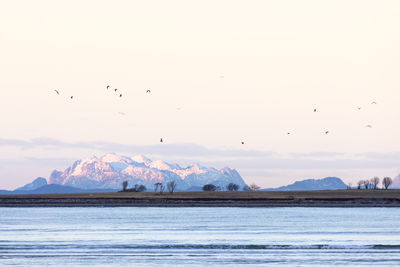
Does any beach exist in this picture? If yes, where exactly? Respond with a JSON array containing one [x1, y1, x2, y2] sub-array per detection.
[[1, 190, 399, 207]]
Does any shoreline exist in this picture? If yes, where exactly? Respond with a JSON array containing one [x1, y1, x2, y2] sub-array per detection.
[[1, 190, 400, 207]]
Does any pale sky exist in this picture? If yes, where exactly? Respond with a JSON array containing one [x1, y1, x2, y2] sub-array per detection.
[[1, 0, 399, 189]]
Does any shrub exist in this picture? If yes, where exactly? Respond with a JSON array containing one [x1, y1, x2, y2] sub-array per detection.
[[243, 185, 251, 191], [203, 184, 217, 191], [227, 183, 239, 191]]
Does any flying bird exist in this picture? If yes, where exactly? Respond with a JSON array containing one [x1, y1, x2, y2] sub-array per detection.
[[106, 85, 110, 90], [70, 96, 73, 99], [287, 132, 291, 135], [366, 125, 373, 128], [119, 94, 122, 97], [371, 101, 377, 104], [314, 108, 317, 112], [241, 141, 244, 145], [325, 131, 329, 134], [146, 90, 151, 93], [54, 90, 60, 95], [114, 89, 118, 92], [160, 138, 163, 143], [357, 107, 362, 110]]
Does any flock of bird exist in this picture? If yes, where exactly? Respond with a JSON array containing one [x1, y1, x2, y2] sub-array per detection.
[[285, 102, 377, 136], [53, 85, 377, 145]]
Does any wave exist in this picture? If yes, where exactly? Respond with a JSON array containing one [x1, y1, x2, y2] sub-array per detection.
[[1, 244, 400, 250]]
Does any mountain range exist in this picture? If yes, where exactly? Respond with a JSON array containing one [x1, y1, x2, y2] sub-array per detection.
[[262, 177, 348, 191], [0, 153, 248, 194], [48, 153, 247, 191], [1, 153, 398, 194]]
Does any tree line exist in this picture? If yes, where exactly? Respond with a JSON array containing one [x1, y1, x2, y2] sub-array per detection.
[[120, 180, 178, 194], [120, 181, 261, 193], [202, 183, 260, 191], [347, 177, 394, 190]]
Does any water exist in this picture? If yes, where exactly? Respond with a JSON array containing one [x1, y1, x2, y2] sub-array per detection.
[[0, 207, 399, 266]]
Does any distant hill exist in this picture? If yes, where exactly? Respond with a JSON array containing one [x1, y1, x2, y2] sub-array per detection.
[[15, 177, 47, 191], [0, 184, 116, 195], [262, 177, 347, 191], [24, 184, 87, 194], [392, 174, 400, 188]]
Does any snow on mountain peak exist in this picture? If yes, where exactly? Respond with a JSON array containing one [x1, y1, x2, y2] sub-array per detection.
[[220, 167, 237, 177], [100, 153, 133, 164], [132, 155, 152, 165], [48, 153, 248, 190], [149, 160, 178, 171]]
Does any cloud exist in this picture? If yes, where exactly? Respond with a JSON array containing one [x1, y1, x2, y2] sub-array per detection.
[[0, 137, 273, 159], [1, 137, 399, 169], [0, 137, 399, 182], [291, 151, 346, 158], [356, 152, 400, 160]]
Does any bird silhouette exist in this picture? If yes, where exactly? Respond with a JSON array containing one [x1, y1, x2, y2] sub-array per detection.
[[371, 101, 377, 104], [241, 141, 244, 145], [54, 90, 60, 95], [287, 132, 291, 135], [119, 94, 122, 97], [357, 107, 362, 110], [366, 125, 373, 128], [160, 138, 163, 143], [314, 108, 317, 112], [107, 85, 110, 89], [146, 90, 151, 93], [114, 89, 118, 92], [70, 96, 73, 99], [325, 131, 329, 134]]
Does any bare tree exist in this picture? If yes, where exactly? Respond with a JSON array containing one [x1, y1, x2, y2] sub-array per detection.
[[382, 177, 393, 189], [122, 181, 128, 191], [362, 180, 370, 189], [249, 183, 261, 191], [370, 177, 380, 189], [159, 183, 165, 194], [167, 181, 177, 194], [357, 180, 363, 190], [347, 183, 352, 190], [154, 182, 161, 193], [227, 183, 239, 191]]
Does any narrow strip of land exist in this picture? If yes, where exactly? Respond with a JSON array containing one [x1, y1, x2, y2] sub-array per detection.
[[0, 190, 399, 207]]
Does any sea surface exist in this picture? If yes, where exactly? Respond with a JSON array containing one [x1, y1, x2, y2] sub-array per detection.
[[0, 207, 399, 266]]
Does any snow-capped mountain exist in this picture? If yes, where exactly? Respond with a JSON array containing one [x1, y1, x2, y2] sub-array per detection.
[[48, 153, 248, 191]]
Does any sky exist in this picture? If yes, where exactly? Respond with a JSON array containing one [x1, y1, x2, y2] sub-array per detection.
[[0, 0, 399, 190]]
